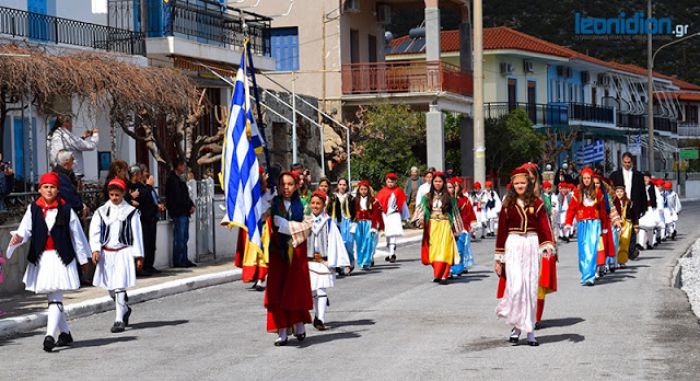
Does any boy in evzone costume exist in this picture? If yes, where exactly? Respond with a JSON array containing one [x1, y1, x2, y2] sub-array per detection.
[[662, 182, 681, 240], [482, 181, 502, 237], [375, 173, 409, 263]]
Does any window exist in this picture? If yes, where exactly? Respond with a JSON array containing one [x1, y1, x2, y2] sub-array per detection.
[[686, 105, 699, 124], [350, 29, 360, 63], [507, 79, 517, 110], [271, 27, 299, 71]]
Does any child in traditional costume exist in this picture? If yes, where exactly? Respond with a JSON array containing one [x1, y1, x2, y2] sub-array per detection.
[[557, 183, 574, 242], [637, 173, 659, 251], [267, 172, 312, 346], [662, 181, 681, 240], [90, 178, 144, 333], [482, 181, 501, 237], [414, 172, 463, 284], [653, 179, 666, 243], [375, 173, 409, 263], [448, 178, 476, 276], [327, 178, 355, 275], [471, 182, 485, 240], [593, 176, 620, 277], [6, 172, 91, 352], [565, 168, 619, 286], [306, 190, 350, 330], [613, 185, 638, 269], [495, 167, 554, 346], [353, 181, 382, 270]]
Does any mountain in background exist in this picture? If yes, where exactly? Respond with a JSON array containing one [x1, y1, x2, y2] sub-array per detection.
[[389, 0, 700, 85]]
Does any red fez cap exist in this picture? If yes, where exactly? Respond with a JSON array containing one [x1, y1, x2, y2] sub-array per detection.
[[449, 177, 463, 185], [542, 181, 552, 188], [485, 181, 493, 187], [510, 167, 529, 179], [580, 167, 594, 177], [385, 172, 398, 180], [473, 181, 482, 188], [311, 190, 327, 201], [357, 180, 371, 188], [39, 172, 60, 188], [433, 171, 445, 178], [108, 178, 127, 191], [664, 181, 672, 189]]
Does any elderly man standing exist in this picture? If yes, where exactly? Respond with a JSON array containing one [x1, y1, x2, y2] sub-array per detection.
[[48, 115, 99, 179], [166, 158, 196, 268], [404, 166, 422, 217], [53, 150, 88, 218]]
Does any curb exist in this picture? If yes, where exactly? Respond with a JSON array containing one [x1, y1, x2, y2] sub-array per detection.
[[672, 239, 698, 290], [0, 269, 242, 338]]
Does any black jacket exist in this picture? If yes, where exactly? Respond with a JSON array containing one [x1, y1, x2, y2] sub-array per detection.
[[165, 171, 194, 218], [53, 165, 83, 214], [131, 182, 160, 223], [610, 169, 646, 217]]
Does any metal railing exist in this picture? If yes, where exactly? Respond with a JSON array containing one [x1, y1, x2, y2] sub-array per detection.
[[678, 122, 700, 137], [108, 0, 271, 56], [0, 5, 145, 55], [341, 60, 474, 97], [484, 102, 568, 127], [616, 112, 678, 133], [567, 102, 615, 124]]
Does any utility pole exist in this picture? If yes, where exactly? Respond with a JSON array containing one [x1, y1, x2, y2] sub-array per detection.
[[646, 0, 654, 173], [473, 0, 485, 182]]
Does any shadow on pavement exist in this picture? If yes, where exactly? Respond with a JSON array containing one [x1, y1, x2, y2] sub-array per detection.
[[538, 317, 585, 329], [0, 330, 43, 346], [129, 319, 189, 330], [537, 333, 585, 344], [446, 274, 490, 284], [327, 319, 375, 329], [69, 336, 137, 349], [596, 274, 636, 285], [295, 330, 362, 347]]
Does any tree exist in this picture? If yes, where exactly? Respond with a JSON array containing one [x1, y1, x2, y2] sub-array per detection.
[[485, 108, 544, 184], [349, 104, 426, 187], [540, 126, 579, 165]]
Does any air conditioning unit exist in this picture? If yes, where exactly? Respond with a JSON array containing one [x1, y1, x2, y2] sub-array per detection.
[[500, 62, 514, 75], [581, 71, 590, 84], [523, 60, 534, 73], [343, 0, 360, 13], [376, 4, 391, 24]]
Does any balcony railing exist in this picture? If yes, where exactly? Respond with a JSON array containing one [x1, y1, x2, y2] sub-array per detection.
[[616, 112, 678, 134], [678, 122, 700, 137], [108, 0, 271, 56], [0, 5, 145, 55], [567, 102, 615, 125], [484, 102, 568, 127], [341, 60, 473, 97]]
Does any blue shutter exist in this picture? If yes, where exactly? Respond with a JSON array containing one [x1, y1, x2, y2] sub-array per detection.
[[27, 0, 48, 41], [271, 28, 299, 71], [13, 118, 24, 181]]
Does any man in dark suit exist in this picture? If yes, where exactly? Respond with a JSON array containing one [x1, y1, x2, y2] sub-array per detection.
[[166, 158, 196, 268], [609, 152, 646, 219]]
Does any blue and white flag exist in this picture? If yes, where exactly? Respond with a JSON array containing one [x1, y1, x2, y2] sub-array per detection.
[[220, 51, 265, 253], [576, 140, 605, 166]]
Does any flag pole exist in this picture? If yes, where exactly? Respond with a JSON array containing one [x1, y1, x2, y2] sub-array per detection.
[[245, 34, 272, 171]]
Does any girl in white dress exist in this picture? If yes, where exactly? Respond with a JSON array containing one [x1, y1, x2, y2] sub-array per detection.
[[6, 172, 91, 352], [90, 178, 144, 333]]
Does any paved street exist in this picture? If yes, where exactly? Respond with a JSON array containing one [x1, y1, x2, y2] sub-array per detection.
[[2, 204, 700, 381]]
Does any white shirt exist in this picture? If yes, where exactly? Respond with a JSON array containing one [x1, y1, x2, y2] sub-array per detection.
[[415, 183, 431, 207], [48, 127, 99, 176], [89, 201, 143, 258], [622, 168, 633, 199]]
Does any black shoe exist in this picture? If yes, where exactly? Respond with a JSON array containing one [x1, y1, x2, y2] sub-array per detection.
[[43, 336, 56, 352], [439, 278, 449, 285], [389, 255, 396, 263], [185, 261, 198, 268], [172, 263, 189, 268], [563, 237, 570, 243], [111, 321, 126, 333], [371, 260, 375, 267], [274, 338, 288, 347], [313, 317, 327, 331], [254, 285, 265, 292], [528, 340, 540, 347], [672, 231, 677, 240], [146, 266, 162, 274], [294, 332, 306, 342], [137, 270, 152, 277], [123, 306, 132, 327], [509, 328, 520, 344], [384, 256, 391, 262], [56, 332, 73, 347], [433, 278, 440, 283], [646, 244, 653, 250]]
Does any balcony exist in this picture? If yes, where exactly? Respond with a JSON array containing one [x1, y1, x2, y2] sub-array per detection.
[[567, 103, 615, 125], [616, 112, 678, 134], [678, 122, 700, 137], [341, 60, 473, 97], [108, 0, 271, 57], [0, 5, 145, 55], [484, 102, 568, 127]]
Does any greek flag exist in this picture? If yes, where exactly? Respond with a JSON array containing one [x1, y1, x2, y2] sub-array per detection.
[[576, 140, 605, 166], [220, 51, 265, 253]]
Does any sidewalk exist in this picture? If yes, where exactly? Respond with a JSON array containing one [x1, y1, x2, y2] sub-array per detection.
[[0, 229, 423, 338]]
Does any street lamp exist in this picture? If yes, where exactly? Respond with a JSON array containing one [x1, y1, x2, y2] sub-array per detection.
[[647, 23, 700, 172]]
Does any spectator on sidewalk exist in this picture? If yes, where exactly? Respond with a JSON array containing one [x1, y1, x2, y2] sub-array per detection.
[[48, 115, 99, 179], [0, 156, 15, 211], [165, 158, 196, 268], [404, 166, 422, 216], [53, 150, 88, 218], [139, 165, 165, 274], [129, 165, 160, 277], [102, 160, 138, 206]]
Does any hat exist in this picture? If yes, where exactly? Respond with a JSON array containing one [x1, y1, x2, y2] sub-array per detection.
[[580, 167, 594, 177], [510, 167, 529, 180], [449, 177, 463, 185], [542, 181, 552, 188], [357, 180, 371, 189], [664, 181, 673, 189], [107, 178, 127, 191], [385, 172, 398, 180], [311, 190, 327, 201], [485, 181, 493, 188], [433, 171, 446, 178], [473, 181, 482, 189], [39, 172, 60, 188]]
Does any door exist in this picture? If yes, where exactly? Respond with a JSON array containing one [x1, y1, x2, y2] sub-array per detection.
[[527, 80, 536, 123], [27, 0, 48, 41], [507, 79, 517, 112], [592, 87, 597, 106], [350, 29, 360, 91], [368, 34, 377, 90]]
